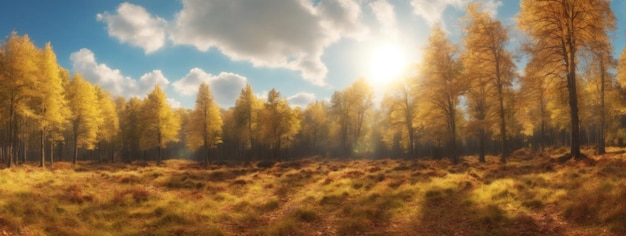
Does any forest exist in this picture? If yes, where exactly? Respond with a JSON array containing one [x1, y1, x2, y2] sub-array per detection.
[[0, 3, 624, 167], [1, 1, 626, 235]]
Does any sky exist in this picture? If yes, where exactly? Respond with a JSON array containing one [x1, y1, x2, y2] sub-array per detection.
[[1, 0, 625, 109]]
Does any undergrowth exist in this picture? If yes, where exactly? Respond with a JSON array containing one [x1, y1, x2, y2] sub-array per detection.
[[0, 148, 625, 235]]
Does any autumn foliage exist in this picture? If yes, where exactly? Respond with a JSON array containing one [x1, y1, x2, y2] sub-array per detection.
[[0, 0, 623, 166]]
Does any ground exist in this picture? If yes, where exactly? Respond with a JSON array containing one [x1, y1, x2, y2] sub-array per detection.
[[1, 147, 626, 235]]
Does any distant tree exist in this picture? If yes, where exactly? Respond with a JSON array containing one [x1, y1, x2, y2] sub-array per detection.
[[95, 86, 119, 162], [300, 101, 330, 156], [329, 79, 374, 158], [346, 79, 374, 156], [120, 97, 144, 162], [462, 3, 516, 162], [67, 73, 102, 164], [232, 84, 262, 160], [259, 89, 300, 160], [518, 0, 615, 159], [141, 85, 181, 164], [517, 54, 561, 152], [420, 26, 465, 163], [584, 40, 613, 154], [381, 76, 419, 158], [330, 91, 350, 157], [187, 82, 223, 166]]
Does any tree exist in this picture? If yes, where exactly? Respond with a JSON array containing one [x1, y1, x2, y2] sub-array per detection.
[[518, 0, 615, 159], [120, 97, 144, 162], [330, 90, 350, 157], [584, 40, 613, 154], [518, 54, 560, 152], [67, 73, 102, 164], [462, 3, 516, 162], [346, 79, 374, 156], [259, 89, 300, 161], [95, 86, 119, 162], [420, 26, 465, 163], [381, 76, 419, 158], [329, 79, 374, 158], [300, 101, 330, 156], [32, 43, 69, 167], [187, 82, 223, 166], [0, 32, 40, 167], [618, 49, 626, 88], [232, 84, 262, 160], [141, 85, 180, 164]]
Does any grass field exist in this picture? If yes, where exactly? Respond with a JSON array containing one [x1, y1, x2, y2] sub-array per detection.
[[1, 147, 626, 235]]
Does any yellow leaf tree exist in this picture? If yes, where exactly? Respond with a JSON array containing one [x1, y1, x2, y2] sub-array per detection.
[[187, 82, 223, 166], [67, 73, 103, 164], [95, 86, 119, 162], [0, 32, 40, 167], [330, 78, 373, 158], [34, 42, 70, 167], [300, 101, 330, 156], [462, 3, 516, 162], [517, 53, 561, 152], [381, 76, 419, 158], [518, 0, 615, 159], [420, 26, 465, 163], [120, 97, 144, 162], [233, 84, 262, 161], [259, 88, 300, 161], [141, 85, 181, 164]]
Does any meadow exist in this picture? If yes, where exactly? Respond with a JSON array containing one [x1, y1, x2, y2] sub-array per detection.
[[1, 148, 626, 235]]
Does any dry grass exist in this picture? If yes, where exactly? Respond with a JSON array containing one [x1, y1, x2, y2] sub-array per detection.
[[1, 149, 626, 235]]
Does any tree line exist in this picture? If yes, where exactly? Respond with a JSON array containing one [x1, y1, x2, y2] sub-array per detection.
[[1, 0, 625, 167]]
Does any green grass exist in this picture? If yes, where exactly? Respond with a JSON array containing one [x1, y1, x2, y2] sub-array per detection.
[[1, 149, 626, 235]]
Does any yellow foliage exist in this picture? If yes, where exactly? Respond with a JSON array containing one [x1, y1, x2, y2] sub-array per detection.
[[187, 82, 223, 151], [141, 85, 181, 151], [68, 73, 102, 151]]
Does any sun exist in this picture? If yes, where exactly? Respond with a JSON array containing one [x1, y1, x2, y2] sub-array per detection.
[[367, 42, 408, 86]]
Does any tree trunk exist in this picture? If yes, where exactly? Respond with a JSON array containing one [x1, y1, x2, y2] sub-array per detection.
[[110, 142, 115, 163], [567, 57, 582, 159], [73, 133, 78, 165], [479, 128, 486, 163], [40, 129, 45, 167], [50, 140, 55, 165], [157, 131, 162, 165], [598, 57, 606, 154], [498, 88, 507, 163]]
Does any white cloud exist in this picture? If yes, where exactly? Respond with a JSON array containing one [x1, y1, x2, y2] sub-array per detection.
[[97, 2, 167, 54], [70, 48, 170, 98], [172, 68, 247, 108], [168, 0, 365, 85], [167, 98, 182, 108], [410, 0, 502, 26], [138, 70, 170, 94], [288, 92, 316, 108], [210, 73, 248, 107], [369, 0, 397, 38], [172, 68, 210, 96], [317, 0, 368, 40]]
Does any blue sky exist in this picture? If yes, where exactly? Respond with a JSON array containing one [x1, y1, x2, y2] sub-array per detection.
[[1, 0, 625, 109]]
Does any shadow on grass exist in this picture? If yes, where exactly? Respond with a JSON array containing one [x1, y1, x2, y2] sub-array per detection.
[[414, 185, 543, 236]]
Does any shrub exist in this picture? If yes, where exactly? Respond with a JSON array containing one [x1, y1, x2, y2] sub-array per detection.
[[336, 218, 368, 236], [293, 208, 319, 222], [256, 199, 279, 213], [260, 219, 301, 236]]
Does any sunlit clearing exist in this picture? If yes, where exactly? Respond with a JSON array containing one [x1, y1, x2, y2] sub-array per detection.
[[367, 42, 408, 86]]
